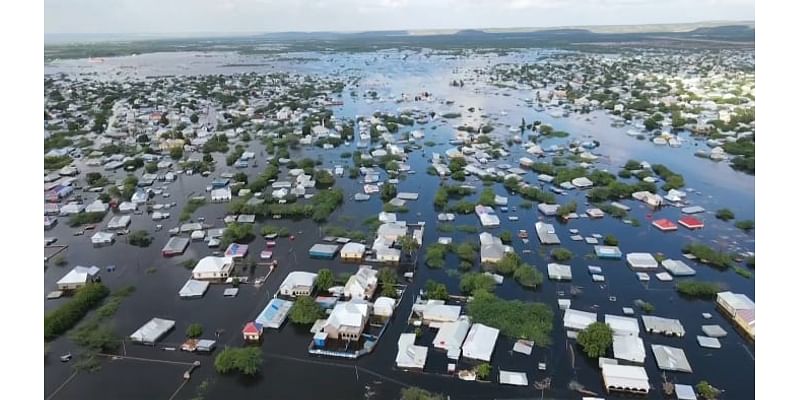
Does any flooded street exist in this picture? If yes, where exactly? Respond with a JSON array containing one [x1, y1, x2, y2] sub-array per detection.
[[45, 50, 754, 399]]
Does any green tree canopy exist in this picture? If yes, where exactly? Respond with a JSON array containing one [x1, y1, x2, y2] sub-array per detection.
[[576, 322, 613, 358]]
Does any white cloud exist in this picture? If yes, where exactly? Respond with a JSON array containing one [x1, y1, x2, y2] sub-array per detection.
[[44, 0, 754, 34]]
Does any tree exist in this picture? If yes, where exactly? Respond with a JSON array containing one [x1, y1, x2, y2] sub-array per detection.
[[734, 219, 755, 232], [476, 363, 492, 380], [400, 387, 446, 400], [144, 162, 158, 174], [460, 272, 496, 294], [696, 380, 721, 400], [190, 113, 199, 123], [550, 248, 573, 262], [576, 322, 613, 358], [128, 230, 152, 247], [186, 323, 203, 338], [221, 222, 254, 247], [676, 280, 722, 298], [397, 235, 419, 256], [289, 296, 324, 325], [603, 235, 619, 246], [499, 231, 512, 244], [425, 280, 448, 300], [380, 183, 397, 202], [315, 269, 334, 292], [715, 208, 736, 221], [478, 188, 495, 206], [314, 169, 335, 189], [214, 347, 262, 376], [513, 264, 544, 288], [170, 146, 184, 160]]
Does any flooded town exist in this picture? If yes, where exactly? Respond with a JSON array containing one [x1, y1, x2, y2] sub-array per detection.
[[42, 25, 755, 400]]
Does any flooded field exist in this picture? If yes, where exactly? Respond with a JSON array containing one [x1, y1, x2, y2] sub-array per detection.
[[45, 49, 754, 400]]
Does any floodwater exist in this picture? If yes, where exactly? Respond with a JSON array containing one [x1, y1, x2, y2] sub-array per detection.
[[45, 50, 754, 400]]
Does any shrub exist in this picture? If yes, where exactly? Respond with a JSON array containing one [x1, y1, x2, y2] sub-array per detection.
[[186, 323, 203, 338], [214, 347, 263, 376], [676, 280, 722, 298], [460, 273, 496, 294], [289, 296, 324, 325], [715, 208, 735, 221]]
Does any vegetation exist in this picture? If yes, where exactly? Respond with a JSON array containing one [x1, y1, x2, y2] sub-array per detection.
[[460, 273, 496, 294], [734, 267, 753, 279], [45, 155, 73, 170], [715, 208, 736, 221], [180, 198, 206, 222], [400, 387, 446, 400], [467, 290, 553, 345], [683, 243, 735, 269], [640, 302, 655, 314], [186, 323, 203, 338], [45, 283, 109, 340], [695, 380, 721, 400], [314, 169, 336, 189], [735, 219, 755, 232], [550, 248, 573, 262], [603, 235, 619, 246], [499, 230, 512, 244], [513, 264, 544, 288], [214, 347, 263, 376], [424, 280, 449, 301], [577, 322, 613, 358], [380, 183, 397, 202], [68, 212, 106, 227], [315, 269, 334, 292], [478, 188, 496, 206], [128, 230, 153, 247], [221, 222, 254, 247], [476, 363, 492, 380], [676, 280, 723, 298], [378, 267, 398, 298], [556, 200, 577, 218], [425, 243, 450, 269], [651, 164, 685, 191], [289, 296, 325, 325], [455, 242, 478, 262], [261, 225, 290, 237]]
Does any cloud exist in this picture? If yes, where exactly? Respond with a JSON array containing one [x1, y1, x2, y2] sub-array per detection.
[[44, 0, 754, 34]]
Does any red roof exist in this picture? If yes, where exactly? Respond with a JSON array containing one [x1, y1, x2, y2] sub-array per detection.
[[678, 215, 704, 229], [242, 322, 262, 335], [652, 218, 678, 231]]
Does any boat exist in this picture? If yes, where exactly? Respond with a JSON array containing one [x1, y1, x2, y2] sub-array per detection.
[[518, 230, 529, 239], [60, 353, 72, 362], [260, 251, 273, 260]]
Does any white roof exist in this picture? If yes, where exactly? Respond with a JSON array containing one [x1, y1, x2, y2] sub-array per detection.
[[91, 231, 115, 243], [192, 256, 234, 275], [57, 266, 100, 286], [662, 259, 696, 276], [462, 323, 499, 362], [605, 315, 640, 336], [130, 318, 175, 343], [548, 263, 572, 280], [374, 296, 396, 317], [326, 301, 369, 329], [697, 336, 722, 349], [717, 291, 755, 310], [563, 309, 597, 331], [571, 177, 593, 188], [341, 242, 367, 255], [641, 315, 686, 336], [626, 253, 659, 269], [675, 384, 698, 400], [279, 271, 317, 293], [613, 335, 646, 363], [179, 279, 210, 298], [498, 370, 529, 386], [422, 303, 461, 323], [601, 364, 650, 392], [651, 345, 692, 373], [396, 333, 428, 369], [432, 316, 471, 352]]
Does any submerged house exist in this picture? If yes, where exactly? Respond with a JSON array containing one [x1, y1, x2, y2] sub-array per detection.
[[191, 256, 235, 281], [323, 301, 370, 341], [716, 291, 755, 339], [462, 323, 499, 362], [601, 363, 650, 395], [396, 333, 428, 370], [130, 318, 175, 345], [344, 265, 379, 300], [279, 271, 317, 297], [56, 266, 100, 291]]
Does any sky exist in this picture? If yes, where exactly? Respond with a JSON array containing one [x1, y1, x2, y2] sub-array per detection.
[[44, 0, 754, 34]]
